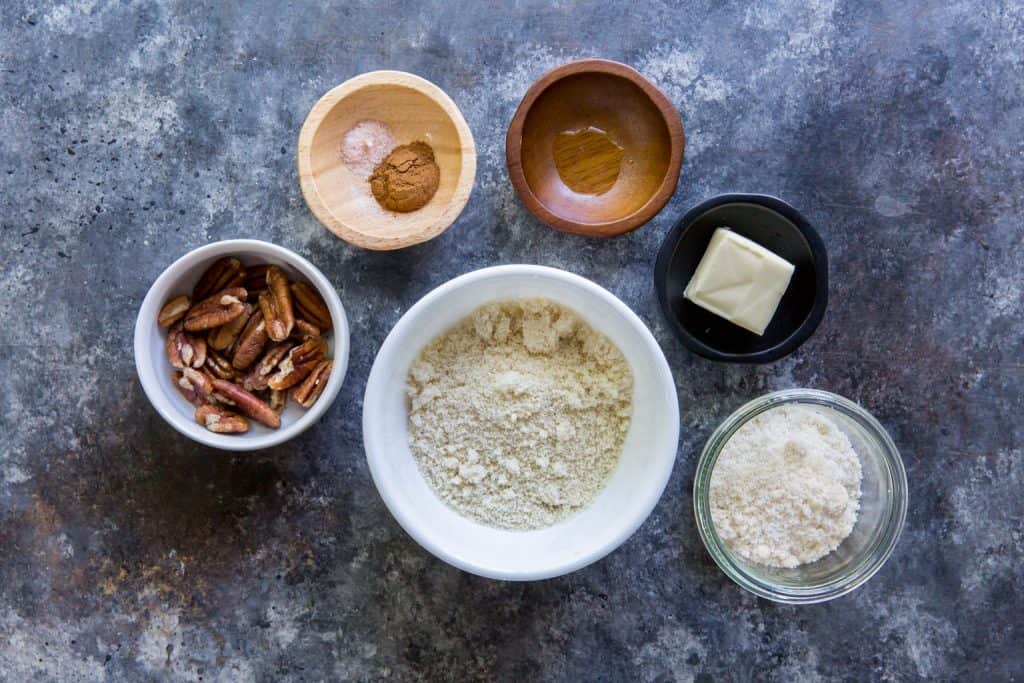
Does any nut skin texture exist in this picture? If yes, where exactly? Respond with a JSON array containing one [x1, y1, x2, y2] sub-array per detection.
[[291, 319, 321, 340], [268, 389, 287, 413], [290, 336, 328, 364], [172, 371, 204, 406], [260, 266, 295, 341], [290, 282, 332, 330], [166, 324, 207, 369], [266, 357, 317, 391], [231, 311, 268, 370], [268, 337, 327, 390], [239, 368, 268, 392], [241, 264, 270, 295], [290, 360, 332, 408], [257, 291, 278, 340], [184, 287, 248, 332], [193, 257, 243, 301], [204, 349, 236, 380], [177, 367, 214, 403], [158, 295, 191, 327], [208, 302, 254, 351], [195, 404, 250, 434], [241, 342, 293, 392], [166, 329, 186, 368], [210, 391, 236, 407], [211, 379, 281, 429]]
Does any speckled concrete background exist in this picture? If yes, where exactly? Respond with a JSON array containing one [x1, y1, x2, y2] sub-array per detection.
[[1, 1, 1021, 680]]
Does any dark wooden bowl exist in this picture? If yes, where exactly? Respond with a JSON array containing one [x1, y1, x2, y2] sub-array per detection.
[[506, 59, 685, 237]]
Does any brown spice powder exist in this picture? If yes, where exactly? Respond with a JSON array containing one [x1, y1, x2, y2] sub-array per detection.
[[369, 141, 440, 213]]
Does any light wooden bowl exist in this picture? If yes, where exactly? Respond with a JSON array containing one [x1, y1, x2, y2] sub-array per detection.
[[506, 59, 685, 238], [298, 71, 476, 250]]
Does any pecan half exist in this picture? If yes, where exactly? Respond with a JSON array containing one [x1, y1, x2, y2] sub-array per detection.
[[172, 371, 202, 405], [241, 342, 293, 391], [193, 257, 244, 301], [260, 266, 295, 341], [184, 287, 248, 332], [290, 360, 332, 408], [269, 389, 287, 413], [158, 295, 191, 327], [211, 379, 281, 428], [290, 282, 332, 330], [241, 264, 271, 294], [175, 367, 214, 404], [208, 302, 254, 351], [210, 390, 237, 406], [231, 310, 268, 370], [204, 349, 236, 380], [166, 324, 207, 369], [195, 404, 250, 434], [290, 318, 321, 340], [267, 336, 327, 390]]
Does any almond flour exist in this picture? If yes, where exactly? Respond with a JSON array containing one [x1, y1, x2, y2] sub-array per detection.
[[709, 405, 863, 568], [406, 299, 633, 530]]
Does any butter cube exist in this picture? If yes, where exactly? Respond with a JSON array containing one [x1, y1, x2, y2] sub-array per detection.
[[683, 228, 795, 335]]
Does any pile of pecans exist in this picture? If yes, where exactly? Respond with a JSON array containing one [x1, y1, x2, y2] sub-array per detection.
[[159, 256, 334, 435]]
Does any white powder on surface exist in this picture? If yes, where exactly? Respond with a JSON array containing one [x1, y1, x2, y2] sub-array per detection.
[[406, 299, 633, 530], [709, 405, 862, 568], [340, 120, 396, 177]]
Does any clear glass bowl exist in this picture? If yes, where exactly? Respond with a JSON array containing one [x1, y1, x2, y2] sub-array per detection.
[[694, 389, 908, 604]]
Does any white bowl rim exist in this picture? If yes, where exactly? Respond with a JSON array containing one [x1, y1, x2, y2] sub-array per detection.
[[363, 264, 681, 580], [133, 239, 350, 451]]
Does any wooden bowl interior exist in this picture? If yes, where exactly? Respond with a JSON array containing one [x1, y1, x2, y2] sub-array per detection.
[[520, 72, 672, 225], [308, 84, 464, 240]]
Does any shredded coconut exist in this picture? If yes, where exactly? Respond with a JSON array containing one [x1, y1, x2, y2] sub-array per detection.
[[406, 299, 633, 530], [709, 405, 863, 568]]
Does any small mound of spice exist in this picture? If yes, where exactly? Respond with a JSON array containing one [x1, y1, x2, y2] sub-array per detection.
[[339, 120, 396, 177], [370, 141, 440, 213]]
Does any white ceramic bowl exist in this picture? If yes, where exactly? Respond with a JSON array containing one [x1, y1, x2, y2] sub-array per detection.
[[363, 265, 680, 580], [134, 239, 350, 451]]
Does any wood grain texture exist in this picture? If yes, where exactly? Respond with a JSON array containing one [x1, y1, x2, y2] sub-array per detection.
[[506, 59, 685, 238], [551, 127, 625, 195], [297, 71, 477, 251]]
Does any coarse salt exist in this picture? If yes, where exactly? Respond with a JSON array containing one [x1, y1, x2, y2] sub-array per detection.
[[339, 120, 396, 177]]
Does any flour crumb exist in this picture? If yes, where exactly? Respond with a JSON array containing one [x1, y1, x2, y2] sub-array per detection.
[[407, 298, 633, 529]]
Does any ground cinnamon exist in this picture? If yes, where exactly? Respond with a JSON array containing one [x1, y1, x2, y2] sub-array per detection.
[[369, 141, 440, 212]]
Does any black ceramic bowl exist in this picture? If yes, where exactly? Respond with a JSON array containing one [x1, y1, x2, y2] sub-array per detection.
[[654, 194, 828, 363]]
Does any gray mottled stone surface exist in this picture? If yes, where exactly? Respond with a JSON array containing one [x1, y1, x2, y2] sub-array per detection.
[[1, 0, 1022, 680]]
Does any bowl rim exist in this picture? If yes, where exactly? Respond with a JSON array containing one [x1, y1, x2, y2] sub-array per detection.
[[133, 239, 350, 451], [505, 58, 686, 237], [693, 389, 908, 604], [654, 193, 829, 363], [362, 264, 681, 580], [297, 69, 478, 251]]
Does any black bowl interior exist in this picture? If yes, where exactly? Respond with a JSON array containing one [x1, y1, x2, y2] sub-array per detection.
[[655, 197, 827, 362]]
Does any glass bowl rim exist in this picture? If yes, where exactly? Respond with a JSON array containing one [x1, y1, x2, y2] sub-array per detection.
[[693, 388, 908, 604]]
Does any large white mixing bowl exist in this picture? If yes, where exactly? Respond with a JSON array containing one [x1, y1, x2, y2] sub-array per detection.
[[363, 265, 680, 580]]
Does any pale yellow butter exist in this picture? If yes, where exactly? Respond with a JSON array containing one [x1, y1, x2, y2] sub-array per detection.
[[683, 228, 795, 335]]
